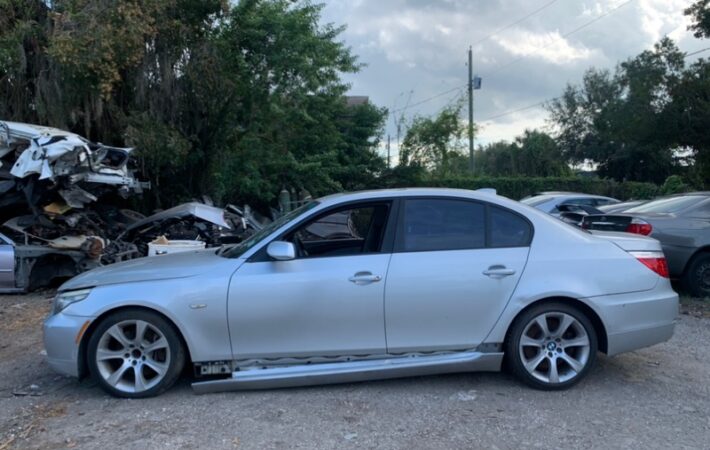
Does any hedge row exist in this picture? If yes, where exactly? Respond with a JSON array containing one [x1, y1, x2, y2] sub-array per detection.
[[401, 176, 660, 201]]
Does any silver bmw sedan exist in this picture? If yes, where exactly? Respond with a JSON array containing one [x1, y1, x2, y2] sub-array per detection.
[[43, 188, 678, 398]]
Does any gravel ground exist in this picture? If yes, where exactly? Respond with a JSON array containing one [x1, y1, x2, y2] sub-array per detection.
[[1, 292, 709, 450]]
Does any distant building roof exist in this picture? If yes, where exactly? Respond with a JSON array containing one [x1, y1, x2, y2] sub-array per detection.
[[345, 96, 369, 107]]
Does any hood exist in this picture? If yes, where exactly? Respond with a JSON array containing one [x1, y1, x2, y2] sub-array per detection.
[[125, 202, 231, 232], [60, 248, 233, 291]]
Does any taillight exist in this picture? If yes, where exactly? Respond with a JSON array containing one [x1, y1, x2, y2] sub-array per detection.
[[629, 251, 669, 278], [626, 218, 652, 235]]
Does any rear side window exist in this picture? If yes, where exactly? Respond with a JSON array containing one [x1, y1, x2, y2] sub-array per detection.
[[400, 199, 485, 252], [490, 206, 532, 248]]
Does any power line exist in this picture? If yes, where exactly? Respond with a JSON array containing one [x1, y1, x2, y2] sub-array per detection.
[[481, 99, 553, 121], [486, 0, 636, 76], [481, 45, 710, 122], [390, 85, 465, 114], [685, 47, 710, 58], [472, 0, 561, 46], [388, 0, 562, 116]]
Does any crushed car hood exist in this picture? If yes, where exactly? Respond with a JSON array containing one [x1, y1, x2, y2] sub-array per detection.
[[59, 248, 238, 291], [125, 202, 231, 232]]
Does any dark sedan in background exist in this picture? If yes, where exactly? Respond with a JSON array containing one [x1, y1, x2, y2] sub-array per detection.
[[582, 192, 710, 297]]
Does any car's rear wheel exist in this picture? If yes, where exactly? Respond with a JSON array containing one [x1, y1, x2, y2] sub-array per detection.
[[87, 309, 185, 398], [506, 302, 597, 390], [683, 253, 710, 299]]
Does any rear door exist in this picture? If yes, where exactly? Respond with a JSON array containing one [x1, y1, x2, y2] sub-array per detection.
[[384, 198, 531, 353]]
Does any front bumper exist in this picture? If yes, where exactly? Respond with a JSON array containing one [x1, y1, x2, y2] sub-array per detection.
[[586, 284, 679, 356], [43, 313, 94, 378]]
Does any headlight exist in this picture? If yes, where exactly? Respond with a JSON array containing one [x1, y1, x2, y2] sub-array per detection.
[[53, 288, 92, 315]]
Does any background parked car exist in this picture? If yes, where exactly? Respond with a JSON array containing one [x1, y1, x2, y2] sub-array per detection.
[[597, 200, 648, 213], [582, 192, 710, 297], [521, 192, 620, 215]]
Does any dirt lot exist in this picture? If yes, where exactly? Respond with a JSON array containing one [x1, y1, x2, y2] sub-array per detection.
[[1, 293, 709, 450]]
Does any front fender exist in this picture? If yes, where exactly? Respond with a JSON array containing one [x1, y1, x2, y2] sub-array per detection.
[[63, 275, 234, 363]]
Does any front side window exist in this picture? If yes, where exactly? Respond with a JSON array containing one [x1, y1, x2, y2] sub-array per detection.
[[399, 199, 485, 252], [221, 201, 319, 258], [289, 204, 390, 258]]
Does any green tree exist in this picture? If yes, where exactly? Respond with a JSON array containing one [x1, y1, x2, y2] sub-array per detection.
[[473, 131, 570, 177], [399, 102, 466, 176], [685, 0, 710, 38], [0, 0, 388, 209], [547, 38, 685, 184]]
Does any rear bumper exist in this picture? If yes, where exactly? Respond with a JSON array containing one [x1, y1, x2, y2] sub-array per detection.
[[43, 313, 93, 378], [586, 283, 678, 356]]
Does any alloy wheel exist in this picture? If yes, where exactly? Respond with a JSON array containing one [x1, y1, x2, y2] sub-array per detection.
[[94, 319, 171, 394], [518, 312, 591, 384]]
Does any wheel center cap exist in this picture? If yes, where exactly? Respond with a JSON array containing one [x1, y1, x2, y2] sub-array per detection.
[[546, 342, 557, 351], [131, 349, 142, 358]]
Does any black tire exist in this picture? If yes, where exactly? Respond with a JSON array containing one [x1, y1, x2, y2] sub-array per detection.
[[682, 253, 710, 299], [87, 309, 186, 398], [505, 302, 598, 391]]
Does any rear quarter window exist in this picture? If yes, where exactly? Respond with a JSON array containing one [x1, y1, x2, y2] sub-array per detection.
[[489, 206, 532, 247]]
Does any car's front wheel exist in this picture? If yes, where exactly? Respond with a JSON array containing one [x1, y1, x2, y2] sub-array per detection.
[[87, 309, 185, 398], [506, 302, 597, 390]]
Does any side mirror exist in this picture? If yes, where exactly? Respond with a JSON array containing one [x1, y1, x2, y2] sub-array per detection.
[[266, 241, 296, 261]]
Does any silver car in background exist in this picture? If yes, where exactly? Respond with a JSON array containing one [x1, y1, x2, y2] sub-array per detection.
[[44, 188, 678, 398]]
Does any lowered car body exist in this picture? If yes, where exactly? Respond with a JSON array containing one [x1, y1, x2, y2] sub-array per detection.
[[43, 188, 678, 397]]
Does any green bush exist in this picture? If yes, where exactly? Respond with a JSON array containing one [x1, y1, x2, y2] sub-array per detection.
[[659, 175, 691, 195]]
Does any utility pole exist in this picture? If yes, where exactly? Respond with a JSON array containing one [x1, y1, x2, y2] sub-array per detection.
[[387, 134, 391, 168], [468, 46, 474, 173]]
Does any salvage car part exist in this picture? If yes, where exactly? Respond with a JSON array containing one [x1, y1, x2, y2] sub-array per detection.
[[44, 188, 678, 397]]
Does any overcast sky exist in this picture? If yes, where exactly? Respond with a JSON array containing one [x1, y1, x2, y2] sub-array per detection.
[[319, 0, 707, 160]]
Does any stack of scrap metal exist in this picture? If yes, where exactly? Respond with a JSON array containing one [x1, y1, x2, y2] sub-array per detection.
[[0, 121, 265, 292]]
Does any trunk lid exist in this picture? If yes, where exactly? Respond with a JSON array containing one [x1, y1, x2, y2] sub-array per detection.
[[589, 230, 662, 252]]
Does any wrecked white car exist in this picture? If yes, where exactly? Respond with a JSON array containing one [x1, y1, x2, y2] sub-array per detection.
[[0, 120, 149, 292]]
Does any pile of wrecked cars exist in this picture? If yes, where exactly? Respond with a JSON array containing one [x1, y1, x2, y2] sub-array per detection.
[[0, 121, 264, 293]]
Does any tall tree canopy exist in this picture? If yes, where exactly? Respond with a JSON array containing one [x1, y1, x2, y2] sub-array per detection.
[[0, 0, 386, 209], [547, 38, 685, 184]]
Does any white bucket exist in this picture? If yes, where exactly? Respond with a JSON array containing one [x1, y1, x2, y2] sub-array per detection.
[[148, 239, 206, 256]]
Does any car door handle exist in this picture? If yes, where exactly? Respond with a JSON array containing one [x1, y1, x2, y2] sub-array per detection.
[[348, 271, 382, 285], [482, 265, 516, 279]]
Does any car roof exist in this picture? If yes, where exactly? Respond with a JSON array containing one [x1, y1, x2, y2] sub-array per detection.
[[316, 188, 506, 207]]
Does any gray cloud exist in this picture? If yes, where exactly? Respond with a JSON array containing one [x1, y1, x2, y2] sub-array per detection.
[[320, 0, 705, 152]]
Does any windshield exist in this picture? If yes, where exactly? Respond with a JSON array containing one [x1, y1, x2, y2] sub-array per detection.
[[521, 195, 554, 207], [625, 196, 704, 214], [220, 201, 319, 258]]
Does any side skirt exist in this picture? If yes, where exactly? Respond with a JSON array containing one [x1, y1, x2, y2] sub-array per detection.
[[191, 351, 503, 394]]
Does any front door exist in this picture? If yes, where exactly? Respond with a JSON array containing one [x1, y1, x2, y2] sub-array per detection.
[[385, 198, 531, 352], [228, 202, 393, 359]]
